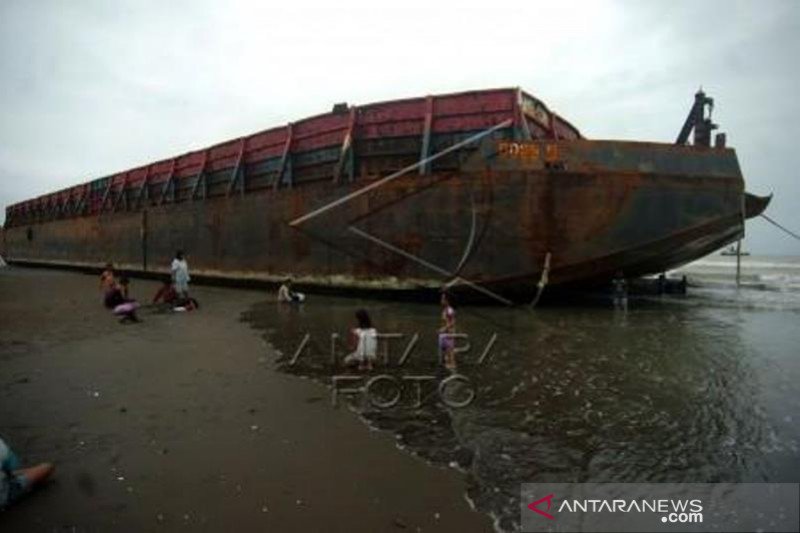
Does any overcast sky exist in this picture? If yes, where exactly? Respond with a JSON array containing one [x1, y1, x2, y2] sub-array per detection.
[[1, 0, 798, 254]]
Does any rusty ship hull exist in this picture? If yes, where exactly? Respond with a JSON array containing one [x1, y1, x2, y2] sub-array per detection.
[[1, 88, 767, 302]]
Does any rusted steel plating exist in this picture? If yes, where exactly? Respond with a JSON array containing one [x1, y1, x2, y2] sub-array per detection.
[[5, 88, 579, 227]]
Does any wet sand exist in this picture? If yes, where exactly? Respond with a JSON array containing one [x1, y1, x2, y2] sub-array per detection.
[[0, 267, 491, 532]]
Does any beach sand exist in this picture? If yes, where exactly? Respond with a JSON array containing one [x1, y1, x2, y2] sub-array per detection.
[[0, 267, 491, 532]]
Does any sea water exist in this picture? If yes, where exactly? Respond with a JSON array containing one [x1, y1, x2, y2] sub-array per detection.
[[243, 254, 800, 532]]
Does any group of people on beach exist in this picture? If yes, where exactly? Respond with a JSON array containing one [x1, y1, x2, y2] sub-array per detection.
[[2, 251, 199, 510], [100, 250, 197, 323]]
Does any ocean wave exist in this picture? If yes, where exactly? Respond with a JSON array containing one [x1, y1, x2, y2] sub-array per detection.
[[685, 259, 800, 270]]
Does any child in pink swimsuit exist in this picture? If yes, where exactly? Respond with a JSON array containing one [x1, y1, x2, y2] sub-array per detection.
[[438, 292, 457, 370]]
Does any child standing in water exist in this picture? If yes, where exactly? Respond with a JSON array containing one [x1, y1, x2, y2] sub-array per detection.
[[611, 270, 628, 311], [439, 292, 457, 370]]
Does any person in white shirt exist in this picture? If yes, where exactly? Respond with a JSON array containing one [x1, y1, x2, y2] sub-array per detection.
[[344, 309, 378, 371], [277, 278, 304, 303], [171, 250, 191, 298]]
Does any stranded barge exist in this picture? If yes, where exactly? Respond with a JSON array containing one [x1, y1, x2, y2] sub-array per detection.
[[1, 88, 770, 302]]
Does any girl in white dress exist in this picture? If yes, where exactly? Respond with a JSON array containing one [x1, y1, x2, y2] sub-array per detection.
[[344, 309, 377, 371]]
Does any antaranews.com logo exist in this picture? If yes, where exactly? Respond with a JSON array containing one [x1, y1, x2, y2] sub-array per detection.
[[527, 492, 703, 524], [520, 483, 799, 533]]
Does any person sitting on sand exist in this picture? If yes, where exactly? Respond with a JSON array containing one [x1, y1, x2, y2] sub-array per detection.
[[152, 276, 178, 306], [439, 291, 457, 370], [343, 309, 378, 371], [104, 276, 141, 323], [277, 278, 303, 303], [99, 263, 116, 294], [172, 295, 200, 312], [1, 436, 54, 509]]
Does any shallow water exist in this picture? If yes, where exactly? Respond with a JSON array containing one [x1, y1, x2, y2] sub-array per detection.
[[242, 257, 800, 532]]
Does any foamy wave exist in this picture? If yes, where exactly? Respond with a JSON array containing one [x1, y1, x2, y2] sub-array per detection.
[[691, 262, 800, 270], [684, 285, 800, 311], [687, 274, 800, 292], [672, 255, 800, 294]]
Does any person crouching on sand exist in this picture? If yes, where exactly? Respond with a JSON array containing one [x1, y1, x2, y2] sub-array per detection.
[[104, 276, 141, 323], [171, 250, 191, 299], [152, 276, 178, 307], [1, 436, 54, 510], [152, 276, 199, 312], [344, 309, 378, 371]]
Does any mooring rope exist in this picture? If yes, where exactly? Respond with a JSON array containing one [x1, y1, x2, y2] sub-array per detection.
[[760, 213, 800, 242], [530, 252, 552, 308]]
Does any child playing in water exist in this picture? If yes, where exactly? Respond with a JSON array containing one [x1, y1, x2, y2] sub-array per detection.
[[277, 278, 304, 303], [0, 436, 54, 509], [439, 291, 457, 370], [343, 309, 378, 371]]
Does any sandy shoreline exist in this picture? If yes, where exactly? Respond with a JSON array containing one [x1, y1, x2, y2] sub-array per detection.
[[0, 267, 491, 532]]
